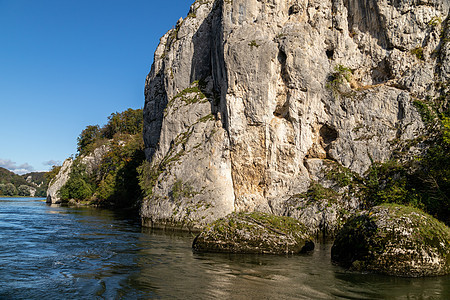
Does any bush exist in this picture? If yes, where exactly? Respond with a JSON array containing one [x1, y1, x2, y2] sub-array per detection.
[[59, 176, 93, 201], [362, 103, 450, 225], [77, 125, 101, 155], [0, 183, 17, 196], [101, 108, 143, 139], [18, 185, 31, 196]]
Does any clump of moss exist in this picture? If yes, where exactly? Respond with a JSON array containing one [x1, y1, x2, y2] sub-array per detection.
[[411, 47, 424, 60], [248, 40, 260, 48], [428, 16, 442, 27], [293, 181, 339, 203]]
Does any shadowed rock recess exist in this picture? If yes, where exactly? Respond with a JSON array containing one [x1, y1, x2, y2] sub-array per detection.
[[141, 0, 449, 233]]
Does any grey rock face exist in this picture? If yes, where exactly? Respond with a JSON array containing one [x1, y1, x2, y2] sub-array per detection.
[[142, 0, 448, 231], [331, 204, 450, 277], [80, 145, 109, 179], [46, 158, 73, 204]]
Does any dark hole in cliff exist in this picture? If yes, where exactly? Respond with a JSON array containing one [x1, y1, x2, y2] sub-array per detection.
[[320, 124, 338, 145], [326, 49, 334, 60], [274, 101, 290, 120], [371, 58, 393, 84], [289, 4, 300, 15], [278, 49, 287, 65]]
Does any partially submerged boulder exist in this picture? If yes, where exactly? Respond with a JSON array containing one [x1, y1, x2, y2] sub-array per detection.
[[192, 212, 314, 254], [331, 204, 450, 277]]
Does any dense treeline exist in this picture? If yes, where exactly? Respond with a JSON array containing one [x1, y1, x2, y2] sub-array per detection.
[[58, 108, 145, 209]]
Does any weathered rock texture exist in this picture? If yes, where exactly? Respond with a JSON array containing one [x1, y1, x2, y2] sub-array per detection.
[[46, 146, 109, 204], [142, 0, 449, 232], [46, 158, 73, 204], [331, 204, 450, 277], [193, 212, 314, 254]]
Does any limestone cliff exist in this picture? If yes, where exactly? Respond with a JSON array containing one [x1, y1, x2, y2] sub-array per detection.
[[46, 158, 73, 204], [142, 0, 449, 233]]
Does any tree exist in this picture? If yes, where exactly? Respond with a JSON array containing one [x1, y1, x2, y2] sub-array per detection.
[[18, 185, 31, 196], [77, 125, 101, 155], [2, 183, 17, 196], [101, 108, 143, 139], [59, 177, 93, 201]]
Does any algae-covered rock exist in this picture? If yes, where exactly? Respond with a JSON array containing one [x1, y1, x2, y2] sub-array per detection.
[[192, 212, 314, 254], [331, 204, 450, 277]]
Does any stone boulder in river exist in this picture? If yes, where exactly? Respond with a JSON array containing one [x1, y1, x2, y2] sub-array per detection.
[[193, 212, 314, 254], [331, 204, 450, 277]]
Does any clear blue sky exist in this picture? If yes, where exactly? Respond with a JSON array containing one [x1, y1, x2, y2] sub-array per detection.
[[0, 0, 193, 174]]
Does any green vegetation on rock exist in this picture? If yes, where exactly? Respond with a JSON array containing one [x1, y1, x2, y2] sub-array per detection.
[[0, 167, 49, 197], [331, 204, 450, 277], [193, 212, 314, 254], [359, 96, 450, 225], [58, 108, 145, 209]]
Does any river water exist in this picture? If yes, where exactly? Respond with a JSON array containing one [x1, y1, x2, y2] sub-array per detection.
[[0, 197, 449, 299]]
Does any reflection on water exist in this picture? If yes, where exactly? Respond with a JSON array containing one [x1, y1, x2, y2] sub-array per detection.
[[0, 197, 449, 299]]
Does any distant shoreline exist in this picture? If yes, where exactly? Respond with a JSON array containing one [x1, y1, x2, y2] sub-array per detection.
[[0, 196, 46, 199]]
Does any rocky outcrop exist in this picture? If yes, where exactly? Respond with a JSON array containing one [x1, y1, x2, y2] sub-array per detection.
[[46, 158, 73, 204], [331, 204, 450, 277], [193, 212, 314, 254], [46, 145, 110, 204], [142, 0, 449, 231], [80, 145, 109, 178]]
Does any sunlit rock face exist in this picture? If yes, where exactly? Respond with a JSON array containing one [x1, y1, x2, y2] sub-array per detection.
[[142, 0, 449, 232], [46, 158, 73, 204]]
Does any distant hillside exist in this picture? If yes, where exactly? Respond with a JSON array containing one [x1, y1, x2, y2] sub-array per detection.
[[0, 167, 49, 197], [22, 172, 46, 187], [0, 167, 29, 186]]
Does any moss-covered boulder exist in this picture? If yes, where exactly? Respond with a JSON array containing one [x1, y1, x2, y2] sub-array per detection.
[[192, 212, 314, 254], [331, 204, 450, 277]]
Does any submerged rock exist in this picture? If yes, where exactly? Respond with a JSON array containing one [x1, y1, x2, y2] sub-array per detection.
[[331, 204, 450, 277], [193, 212, 314, 254]]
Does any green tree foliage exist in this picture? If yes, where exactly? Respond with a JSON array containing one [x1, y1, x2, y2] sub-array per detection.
[[363, 100, 450, 225], [101, 108, 143, 139], [59, 108, 145, 208], [59, 162, 94, 202], [0, 183, 17, 196], [0, 167, 30, 187], [18, 185, 31, 196], [77, 125, 101, 155], [76, 109, 143, 156], [59, 177, 93, 201], [95, 134, 144, 208]]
